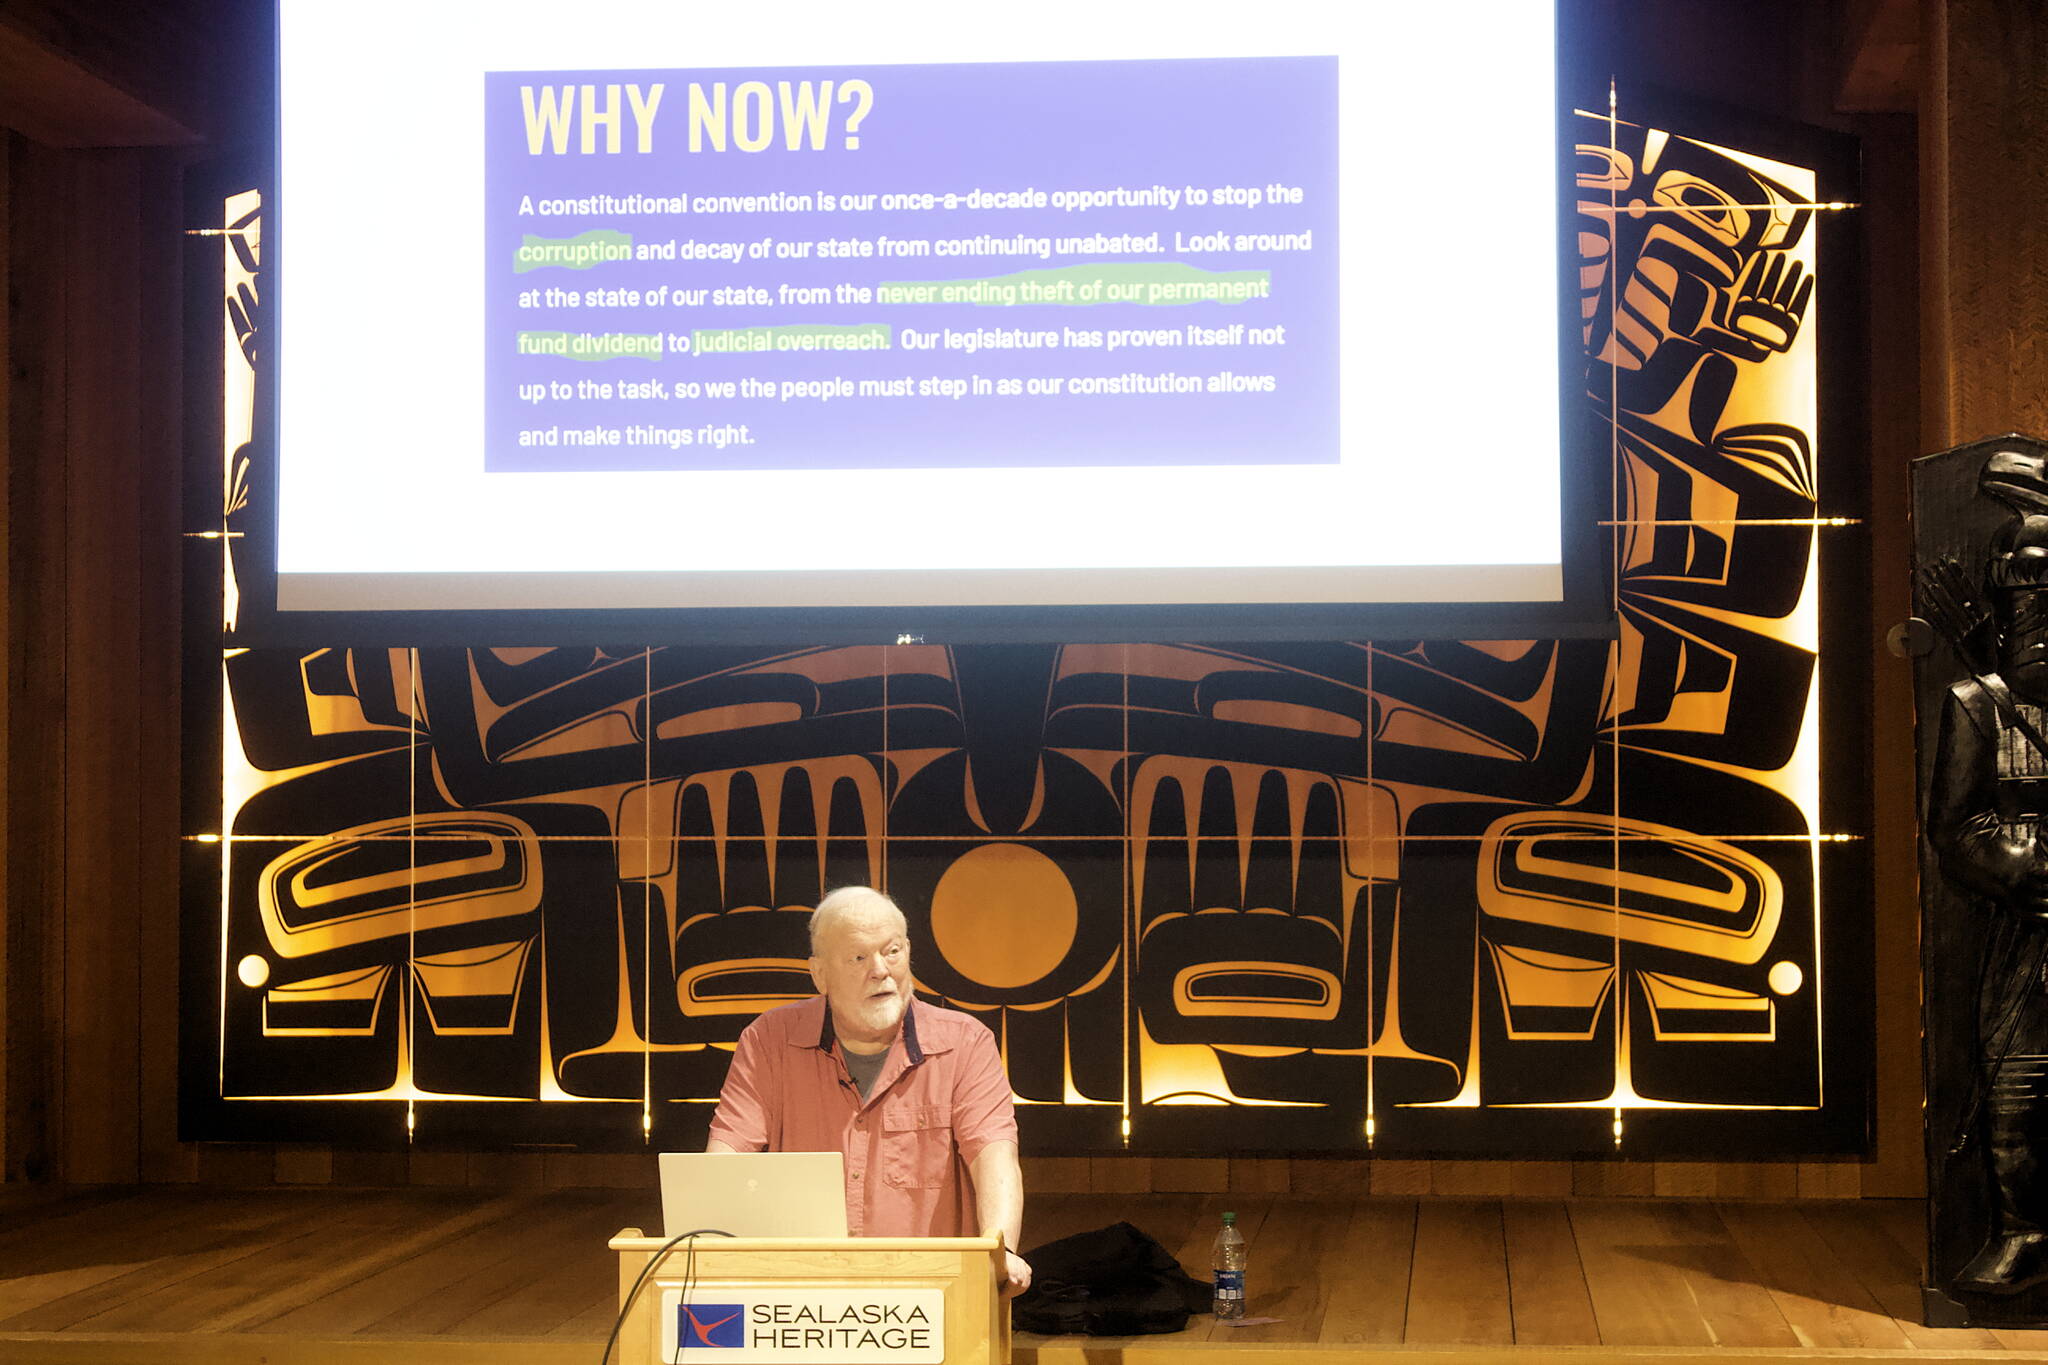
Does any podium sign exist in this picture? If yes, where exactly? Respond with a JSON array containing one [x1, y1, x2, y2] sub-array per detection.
[[660, 1285, 945, 1363], [610, 1230, 1009, 1365]]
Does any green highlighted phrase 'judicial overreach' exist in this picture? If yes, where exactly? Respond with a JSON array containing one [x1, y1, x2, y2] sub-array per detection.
[[693, 323, 894, 355]]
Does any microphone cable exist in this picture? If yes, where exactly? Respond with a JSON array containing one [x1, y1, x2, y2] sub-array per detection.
[[599, 1227, 733, 1365]]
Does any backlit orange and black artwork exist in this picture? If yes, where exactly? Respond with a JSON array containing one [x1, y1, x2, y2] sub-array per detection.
[[192, 115, 1854, 1153]]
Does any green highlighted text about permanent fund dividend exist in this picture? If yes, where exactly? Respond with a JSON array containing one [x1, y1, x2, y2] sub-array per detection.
[[517, 330, 662, 360], [693, 323, 893, 355], [513, 229, 634, 273], [876, 262, 1271, 307]]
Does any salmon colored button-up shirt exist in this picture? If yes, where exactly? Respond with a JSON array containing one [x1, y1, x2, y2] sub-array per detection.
[[706, 996, 1018, 1238]]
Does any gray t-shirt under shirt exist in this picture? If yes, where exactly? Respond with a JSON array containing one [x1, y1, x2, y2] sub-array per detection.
[[842, 1046, 888, 1100]]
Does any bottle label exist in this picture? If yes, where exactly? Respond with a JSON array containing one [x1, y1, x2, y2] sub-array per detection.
[[1214, 1269, 1244, 1300]]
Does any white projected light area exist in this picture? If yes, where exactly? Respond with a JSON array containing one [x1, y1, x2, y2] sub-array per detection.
[[274, 0, 1564, 613]]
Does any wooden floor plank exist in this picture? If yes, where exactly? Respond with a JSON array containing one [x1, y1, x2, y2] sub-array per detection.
[[357, 1194, 617, 1337], [1402, 1200, 1510, 1346], [0, 1258, 157, 1324], [1799, 1200, 2005, 1350], [1869, 1195, 1931, 1264], [1569, 1199, 1797, 1347], [1650, 1202, 1800, 1349], [71, 1191, 490, 1334], [1993, 1325, 2048, 1351], [442, 1194, 651, 1336], [544, 1286, 621, 1340], [226, 1192, 560, 1333], [1567, 1200, 1717, 1347], [1713, 1200, 1915, 1350], [0, 1192, 355, 1331], [0, 1333, 591, 1363], [0, 1190, 243, 1275], [250, 1193, 572, 1336], [0, 1186, 85, 1215], [0, 1192, 254, 1323], [0, 1187, 145, 1236], [1500, 1200, 1595, 1346], [1313, 1200, 1414, 1345]]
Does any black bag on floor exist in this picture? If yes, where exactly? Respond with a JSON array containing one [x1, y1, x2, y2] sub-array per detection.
[[1011, 1221, 1212, 1335]]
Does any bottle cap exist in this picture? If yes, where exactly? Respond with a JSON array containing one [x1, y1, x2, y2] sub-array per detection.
[[1221, 1211, 1236, 1224]]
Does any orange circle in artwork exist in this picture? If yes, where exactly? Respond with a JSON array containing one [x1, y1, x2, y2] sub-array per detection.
[[929, 844, 1078, 990]]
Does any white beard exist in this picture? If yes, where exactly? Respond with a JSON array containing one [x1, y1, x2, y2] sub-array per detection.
[[844, 989, 906, 1039]]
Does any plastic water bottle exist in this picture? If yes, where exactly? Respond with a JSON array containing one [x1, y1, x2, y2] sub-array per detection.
[[1212, 1211, 1247, 1319]]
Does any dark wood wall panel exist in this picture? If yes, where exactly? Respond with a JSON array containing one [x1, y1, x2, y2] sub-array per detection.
[[2, 136, 183, 1183], [135, 149, 189, 1185], [1926, 0, 2048, 447], [1857, 110, 1924, 1200], [0, 133, 11, 1178], [6, 133, 77, 1183], [59, 146, 145, 1185]]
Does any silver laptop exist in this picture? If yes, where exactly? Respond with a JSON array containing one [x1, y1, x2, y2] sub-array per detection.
[[659, 1151, 849, 1239]]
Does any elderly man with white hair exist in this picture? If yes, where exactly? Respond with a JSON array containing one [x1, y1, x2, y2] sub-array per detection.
[[707, 886, 1031, 1295]]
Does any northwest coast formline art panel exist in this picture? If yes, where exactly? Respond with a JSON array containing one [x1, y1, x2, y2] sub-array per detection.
[[185, 112, 1862, 1155]]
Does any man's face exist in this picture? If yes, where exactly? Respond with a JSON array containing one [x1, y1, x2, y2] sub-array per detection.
[[810, 904, 913, 1050]]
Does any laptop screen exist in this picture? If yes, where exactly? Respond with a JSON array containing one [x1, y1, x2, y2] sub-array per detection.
[[658, 1151, 850, 1239]]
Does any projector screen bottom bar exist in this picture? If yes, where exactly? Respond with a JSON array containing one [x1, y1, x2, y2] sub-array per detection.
[[276, 564, 1565, 614]]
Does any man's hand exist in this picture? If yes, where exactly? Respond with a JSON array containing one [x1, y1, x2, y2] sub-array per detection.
[[1000, 1248, 1032, 1298]]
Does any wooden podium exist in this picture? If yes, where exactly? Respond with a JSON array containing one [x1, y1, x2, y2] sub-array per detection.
[[608, 1228, 1012, 1365]]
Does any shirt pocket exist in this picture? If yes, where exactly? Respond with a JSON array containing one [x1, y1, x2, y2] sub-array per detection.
[[880, 1101, 954, 1189]]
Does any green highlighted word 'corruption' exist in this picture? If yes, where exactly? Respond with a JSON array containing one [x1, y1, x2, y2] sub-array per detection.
[[517, 331, 662, 361], [514, 229, 633, 273], [876, 262, 1271, 308], [694, 323, 894, 355]]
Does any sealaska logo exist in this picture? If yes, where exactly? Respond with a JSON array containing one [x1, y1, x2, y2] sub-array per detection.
[[678, 1303, 746, 1348]]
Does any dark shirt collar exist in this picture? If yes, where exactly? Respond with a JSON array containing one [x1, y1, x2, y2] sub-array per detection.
[[813, 996, 924, 1065]]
